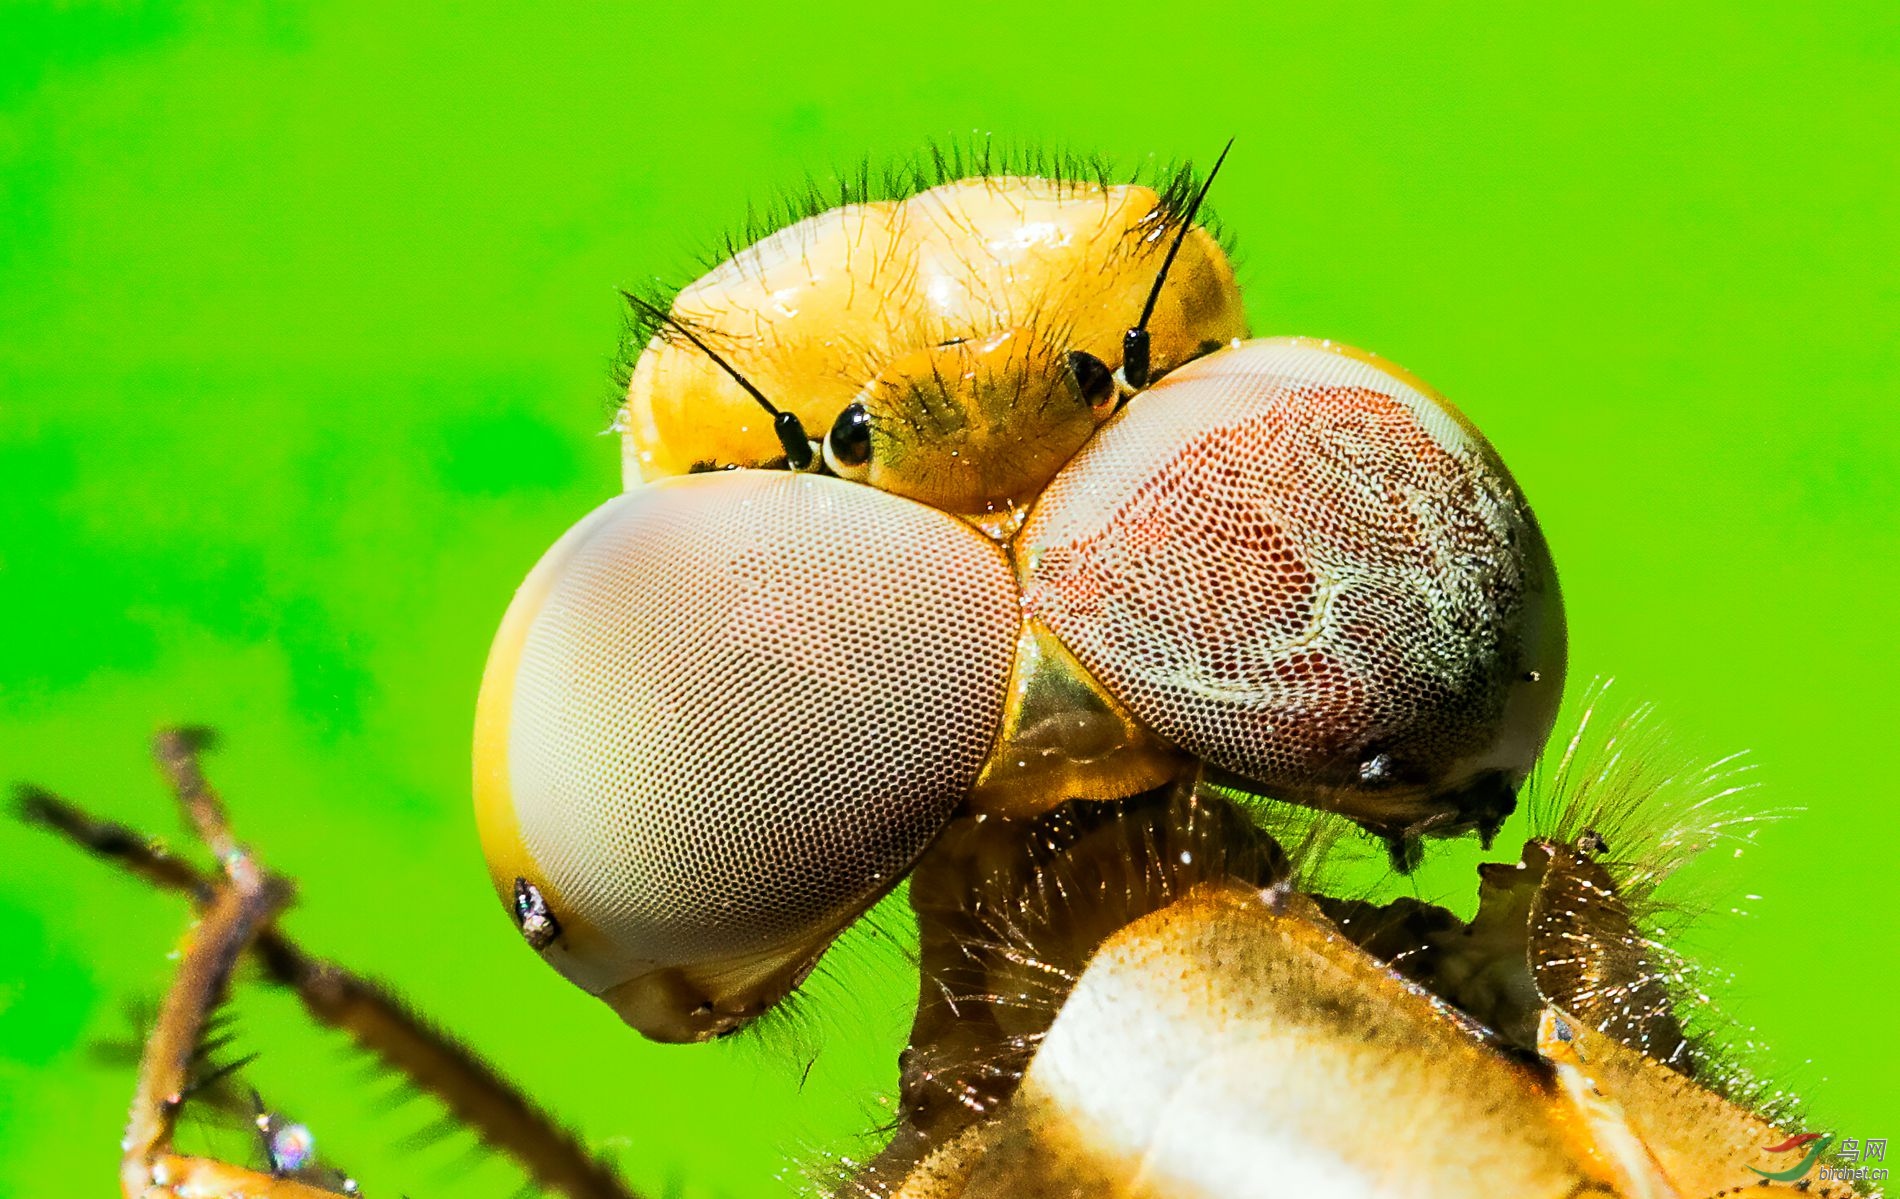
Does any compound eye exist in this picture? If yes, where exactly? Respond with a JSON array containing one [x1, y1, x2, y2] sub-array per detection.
[[1021, 337, 1565, 843], [474, 471, 1018, 1042], [824, 402, 874, 480], [1066, 350, 1118, 417]]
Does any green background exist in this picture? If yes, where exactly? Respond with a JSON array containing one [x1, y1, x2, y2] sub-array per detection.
[[2, 2, 1895, 1195]]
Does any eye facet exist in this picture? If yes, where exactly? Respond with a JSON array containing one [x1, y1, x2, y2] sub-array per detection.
[[474, 471, 1019, 1041], [1066, 349, 1118, 416], [824, 401, 874, 478]]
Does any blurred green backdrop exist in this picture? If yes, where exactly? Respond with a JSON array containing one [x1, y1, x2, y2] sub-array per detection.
[[3, 2, 1896, 1195]]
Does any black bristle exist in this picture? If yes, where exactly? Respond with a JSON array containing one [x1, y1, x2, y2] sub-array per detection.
[[605, 139, 1237, 417]]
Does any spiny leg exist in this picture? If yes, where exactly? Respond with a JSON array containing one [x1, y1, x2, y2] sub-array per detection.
[[112, 731, 322, 1198], [19, 729, 640, 1199]]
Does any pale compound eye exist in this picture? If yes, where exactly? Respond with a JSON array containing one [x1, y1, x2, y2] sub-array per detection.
[[824, 402, 874, 480], [1019, 337, 1566, 843], [474, 471, 1019, 1041]]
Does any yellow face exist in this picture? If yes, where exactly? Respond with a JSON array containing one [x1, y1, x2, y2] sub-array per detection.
[[619, 173, 1249, 510], [827, 327, 1117, 514]]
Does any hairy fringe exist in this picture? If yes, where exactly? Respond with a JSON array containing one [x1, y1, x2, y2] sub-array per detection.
[[1526, 678, 1816, 1125], [604, 139, 1236, 415], [1530, 677, 1772, 908]]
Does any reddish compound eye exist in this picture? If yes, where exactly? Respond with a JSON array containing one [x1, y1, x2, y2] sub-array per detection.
[[1018, 337, 1565, 843]]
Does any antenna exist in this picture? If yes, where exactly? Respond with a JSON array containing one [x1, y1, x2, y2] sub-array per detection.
[[1122, 139, 1234, 390], [621, 292, 815, 470]]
